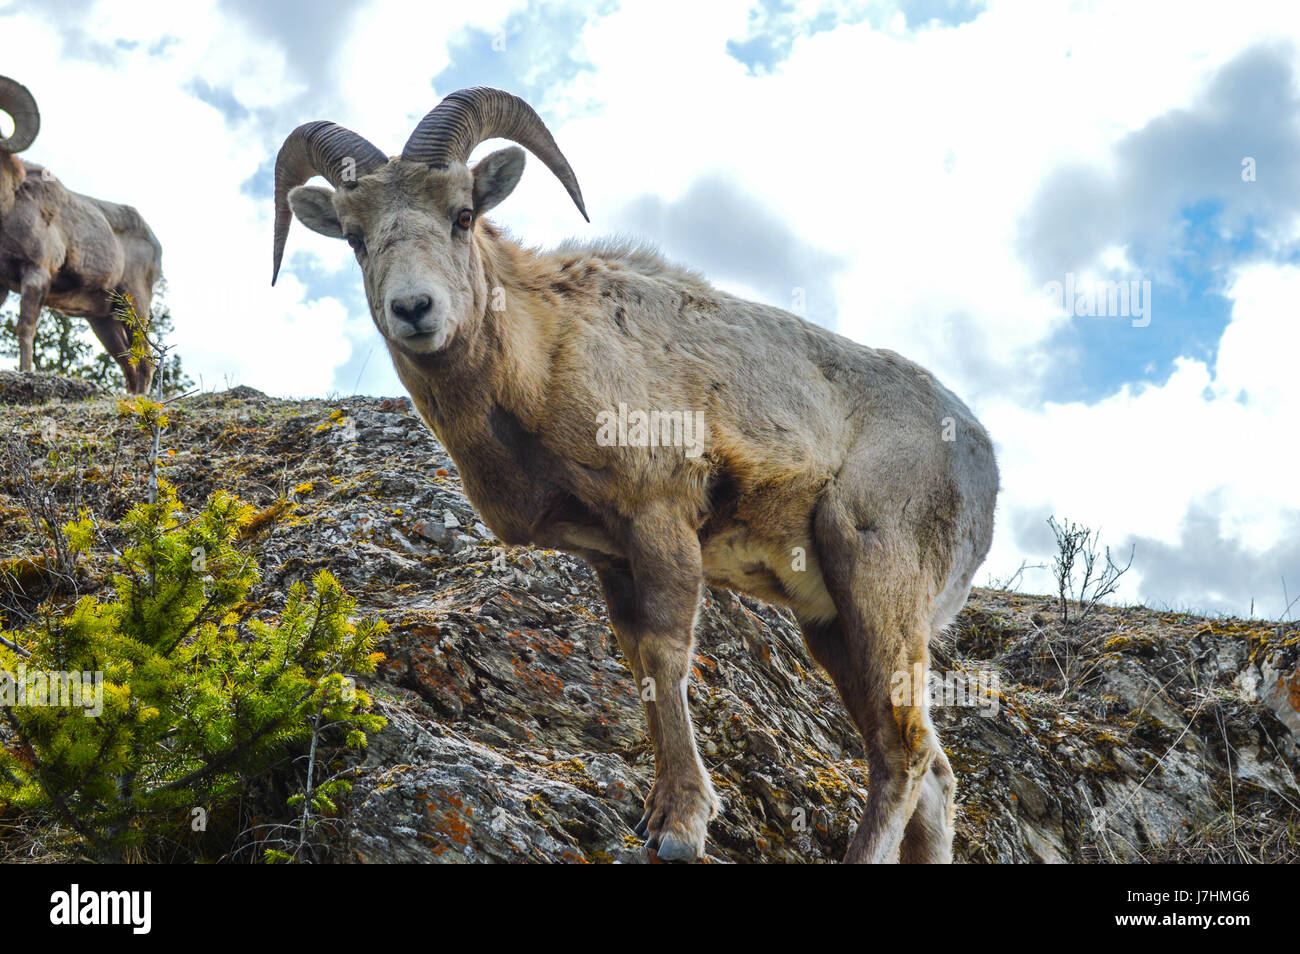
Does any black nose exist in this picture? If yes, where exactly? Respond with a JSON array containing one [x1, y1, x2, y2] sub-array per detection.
[[390, 294, 433, 324]]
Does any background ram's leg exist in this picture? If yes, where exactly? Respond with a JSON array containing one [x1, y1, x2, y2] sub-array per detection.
[[126, 283, 156, 394], [16, 271, 49, 373], [86, 313, 140, 393]]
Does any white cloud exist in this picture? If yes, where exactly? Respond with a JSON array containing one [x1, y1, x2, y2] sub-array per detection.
[[983, 261, 1300, 612]]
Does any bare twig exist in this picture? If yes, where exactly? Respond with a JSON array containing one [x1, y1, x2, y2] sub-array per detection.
[[0, 633, 31, 658], [1047, 516, 1135, 624]]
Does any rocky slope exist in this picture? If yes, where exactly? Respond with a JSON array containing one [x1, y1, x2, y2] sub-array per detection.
[[2, 376, 1298, 863]]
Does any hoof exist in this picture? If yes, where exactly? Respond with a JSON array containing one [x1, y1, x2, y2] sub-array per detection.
[[651, 832, 702, 863], [633, 776, 718, 864]]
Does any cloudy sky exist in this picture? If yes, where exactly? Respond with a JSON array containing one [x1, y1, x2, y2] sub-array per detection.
[[1, 0, 1298, 619]]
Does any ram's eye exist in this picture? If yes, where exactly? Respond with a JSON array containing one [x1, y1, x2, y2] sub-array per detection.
[[346, 232, 365, 253], [456, 209, 474, 230]]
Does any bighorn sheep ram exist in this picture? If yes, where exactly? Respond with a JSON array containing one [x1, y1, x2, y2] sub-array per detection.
[[0, 77, 162, 393], [272, 87, 998, 863]]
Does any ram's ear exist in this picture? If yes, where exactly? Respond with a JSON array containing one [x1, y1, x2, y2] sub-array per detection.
[[0, 152, 25, 186], [288, 184, 344, 238], [472, 146, 525, 215]]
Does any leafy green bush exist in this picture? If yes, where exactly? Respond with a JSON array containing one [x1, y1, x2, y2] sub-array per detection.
[[0, 479, 386, 862]]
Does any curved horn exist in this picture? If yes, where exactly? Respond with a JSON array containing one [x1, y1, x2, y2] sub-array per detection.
[[402, 87, 588, 222], [0, 76, 39, 154], [272, 121, 388, 284]]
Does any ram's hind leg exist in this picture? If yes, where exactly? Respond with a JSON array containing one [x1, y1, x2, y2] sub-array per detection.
[[807, 495, 945, 863], [122, 281, 156, 394], [86, 313, 142, 393], [900, 744, 955, 863]]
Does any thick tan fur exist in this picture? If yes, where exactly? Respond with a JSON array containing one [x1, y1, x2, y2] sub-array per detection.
[[287, 156, 999, 863]]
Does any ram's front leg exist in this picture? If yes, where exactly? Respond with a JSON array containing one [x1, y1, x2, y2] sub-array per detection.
[[16, 270, 49, 373], [594, 511, 718, 862]]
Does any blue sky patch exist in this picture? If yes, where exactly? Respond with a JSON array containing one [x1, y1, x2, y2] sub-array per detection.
[[1038, 202, 1253, 403], [432, 0, 616, 109]]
